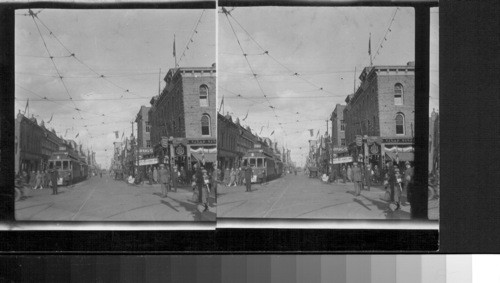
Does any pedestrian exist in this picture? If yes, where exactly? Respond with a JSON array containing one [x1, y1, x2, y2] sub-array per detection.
[[43, 170, 50, 188], [212, 166, 220, 202], [29, 170, 36, 189], [229, 167, 236, 187], [342, 166, 347, 183], [158, 164, 170, 198], [148, 167, 153, 185], [394, 166, 403, 210], [364, 164, 372, 191], [153, 166, 158, 184], [33, 170, 43, 190], [224, 166, 231, 186], [22, 170, 29, 187], [403, 161, 414, 205], [244, 165, 253, 192], [194, 163, 204, 204], [386, 160, 396, 204], [238, 167, 244, 186], [201, 169, 210, 211], [373, 164, 380, 184], [351, 162, 363, 196], [347, 165, 352, 182], [171, 165, 178, 193], [50, 168, 59, 195], [179, 166, 186, 184]]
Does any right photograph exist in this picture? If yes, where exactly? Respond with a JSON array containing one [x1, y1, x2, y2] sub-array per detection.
[[216, 6, 439, 221]]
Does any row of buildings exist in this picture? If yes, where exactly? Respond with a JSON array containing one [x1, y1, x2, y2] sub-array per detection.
[[14, 112, 98, 175], [309, 62, 420, 175], [122, 64, 218, 177], [217, 112, 294, 172]]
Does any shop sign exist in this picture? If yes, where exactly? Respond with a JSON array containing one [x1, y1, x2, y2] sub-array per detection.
[[369, 143, 381, 155], [174, 144, 186, 157], [382, 138, 414, 144], [187, 139, 216, 145], [161, 137, 170, 148], [137, 158, 158, 166], [138, 147, 154, 155], [355, 135, 363, 146], [332, 156, 353, 164]]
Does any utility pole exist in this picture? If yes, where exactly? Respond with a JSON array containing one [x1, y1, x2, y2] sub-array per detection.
[[326, 120, 329, 136]]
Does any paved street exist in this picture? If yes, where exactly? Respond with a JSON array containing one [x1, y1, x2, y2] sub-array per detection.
[[15, 174, 216, 222], [218, 173, 439, 220]]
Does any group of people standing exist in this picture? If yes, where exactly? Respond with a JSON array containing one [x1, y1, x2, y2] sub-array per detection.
[[345, 160, 414, 210], [152, 163, 215, 212], [219, 165, 254, 192], [16, 168, 60, 197]]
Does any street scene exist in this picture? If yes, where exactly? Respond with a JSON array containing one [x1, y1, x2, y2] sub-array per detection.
[[14, 9, 217, 221], [15, 173, 216, 221], [217, 7, 439, 220]]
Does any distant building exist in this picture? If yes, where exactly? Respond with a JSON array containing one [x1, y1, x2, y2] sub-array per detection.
[[217, 113, 259, 170], [149, 64, 216, 170], [343, 62, 415, 167], [330, 103, 346, 148], [135, 105, 151, 148]]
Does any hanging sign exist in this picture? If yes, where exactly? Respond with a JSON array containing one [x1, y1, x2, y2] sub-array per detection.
[[174, 144, 186, 157], [355, 135, 363, 147], [161, 137, 169, 148]]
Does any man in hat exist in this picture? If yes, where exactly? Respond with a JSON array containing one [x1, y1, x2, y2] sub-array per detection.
[[244, 164, 253, 192], [50, 167, 59, 195], [386, 160, 396, 203], [403, 161, 414, 205], [363, 163, 372, 191], [171, 165, 178, 193], [158, 163, 170, 198], [351, 162, 363, 196]]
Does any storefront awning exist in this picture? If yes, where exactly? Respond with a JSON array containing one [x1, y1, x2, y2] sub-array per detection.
[[191, 152, 217, 163], [385, 151, 414, 162]]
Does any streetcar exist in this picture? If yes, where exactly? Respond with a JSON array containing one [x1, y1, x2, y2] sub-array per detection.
[[241, 147, 283, 184], [47, 146, 89, 186]]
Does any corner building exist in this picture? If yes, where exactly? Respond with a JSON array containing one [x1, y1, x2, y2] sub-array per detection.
[[149, 65, 216, 171], [343, 62, 415, 168]]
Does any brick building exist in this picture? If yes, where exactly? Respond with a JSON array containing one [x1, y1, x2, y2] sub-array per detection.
[[343, 62, 415, 168], [135, 105, 151, 148], [149, 64, 216, 171], [217, 113, 259, 170]]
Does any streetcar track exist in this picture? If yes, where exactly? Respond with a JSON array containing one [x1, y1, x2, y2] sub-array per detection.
[[70, 181, 99, 220], [26, 203, 55, 220]]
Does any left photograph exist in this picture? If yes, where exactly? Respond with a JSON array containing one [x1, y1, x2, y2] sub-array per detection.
[[14, 9, 216, 221]]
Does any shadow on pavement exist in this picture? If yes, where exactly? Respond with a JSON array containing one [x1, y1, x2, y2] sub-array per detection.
[[160, 199, 180, 212], [360, 194, 411, 220], [169, 197, 216, 222], [353, 198, 372, 211]]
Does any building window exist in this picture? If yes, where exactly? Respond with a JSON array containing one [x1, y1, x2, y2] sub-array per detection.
[[340, 120, 345, 131], [395, 113, 405, 135], [201, 114, 210, 136], [146, 140, 151, 148], [341, 138, 346, 146], [200, 85, 209, 107], [394, 83, 404, 105], [145, 121, 150, 132]]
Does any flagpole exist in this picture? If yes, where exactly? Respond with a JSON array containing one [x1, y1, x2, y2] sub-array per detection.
[[369, 33, 373, 66], [174, 34, 178, 68]]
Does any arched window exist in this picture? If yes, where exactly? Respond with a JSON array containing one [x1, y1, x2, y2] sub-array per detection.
[[201, 114, 210, 136], [394, 83, 404, 105], [200, 85, 209, 107], [395, 113, 405, 135]]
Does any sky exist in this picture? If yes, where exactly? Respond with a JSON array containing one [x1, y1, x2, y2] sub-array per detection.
[[219, 7, 439, 167], [15, 9, 215, 169]]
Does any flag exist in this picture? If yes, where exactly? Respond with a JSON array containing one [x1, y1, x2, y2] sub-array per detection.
[[218, 96, 224, 113], [64, 129, 68, 137], [47, 113, 53, 123], [368, 33, 371, 56], [75, 133, 79, 138], [309, 129, 314, 137], [270, 130, 275, 136], [242, 109, 249, 121], [24, 98, 29, 115], [121, 132, 124, 139], [173, 34, 176, 58], [259, 126, 264, 135], [114, 131, 119, 139]]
